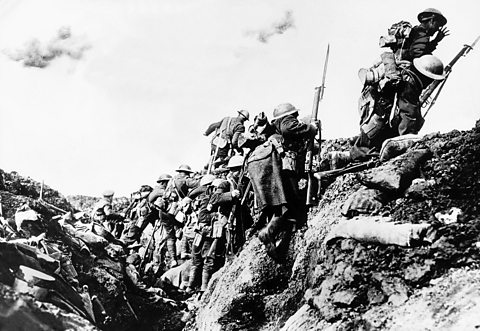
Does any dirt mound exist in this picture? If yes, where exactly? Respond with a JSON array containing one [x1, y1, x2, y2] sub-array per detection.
[[0, 172, 185, 331], [190, 120, 480, 330]]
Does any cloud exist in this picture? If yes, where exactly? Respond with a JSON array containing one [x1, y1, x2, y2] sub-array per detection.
[[4, 26, 91, 68], [245, 11, 295, 43]]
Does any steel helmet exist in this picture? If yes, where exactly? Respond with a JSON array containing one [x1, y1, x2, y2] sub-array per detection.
[[413, 55, 445, 80], [200, 174, 216, 186], [238, 109, 250, 121], [418, 8, 447, 26], [102, 190, 114, 198], [272, 103, 299, 120], [157, 173, 172, 183], [227, 155, 245, 168], [212, 178, 229, 191], [176, 164, 194, 173]]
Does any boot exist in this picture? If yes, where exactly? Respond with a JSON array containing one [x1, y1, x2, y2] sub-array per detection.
[[258, 215, 285, 260], [167, 239, 178, 268], [186, 264, 200, 293], [200, 269, 211, 292]]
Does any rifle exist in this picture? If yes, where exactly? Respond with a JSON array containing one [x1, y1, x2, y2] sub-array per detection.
[[139, 219, 163, 275], [420, 35, 480, 117], [314, 160, 377, 181], [306, 44, 329, 206], [207, 128, 220, 174], [225, 156, 251, 256]]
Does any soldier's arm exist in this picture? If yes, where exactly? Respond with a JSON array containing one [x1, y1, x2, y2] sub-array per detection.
[[231, 121, 246, 149], [209, 192, 235, 207], [187, 185, 206, 200], [204, 120, 222, 136], [281, 117, 315, 140], [408, 27, 436, 59]]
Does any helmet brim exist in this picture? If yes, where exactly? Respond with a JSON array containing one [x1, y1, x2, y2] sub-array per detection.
[[418, 12, 447, 26], [238, 110, 249, 121], [413, 58, 446, 80], [272, 109, 299, 120], [176, 168, 194, 173]]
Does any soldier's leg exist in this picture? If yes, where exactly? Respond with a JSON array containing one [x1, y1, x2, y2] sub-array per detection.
[[186, 234, 204, 293], [180, 235, 189, 259], [259, 206, 288, 260], [200, 238, 213, 292], [167, 237, 178, 267], [394, 100, 423, 135]]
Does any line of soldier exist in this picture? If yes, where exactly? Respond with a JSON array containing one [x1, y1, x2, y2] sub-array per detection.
[[88, 7, 450, 297]]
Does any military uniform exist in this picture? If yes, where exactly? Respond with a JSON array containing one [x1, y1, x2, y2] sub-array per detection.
[[205, 111, 249, 166], [271, 109, 316, 227], [351, 56, 444, 162], [186, 180, 238, 293], [255, 103, 316, 261]]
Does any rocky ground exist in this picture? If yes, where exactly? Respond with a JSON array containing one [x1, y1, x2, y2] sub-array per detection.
[[1, 119, 479, 331], [187, 119, 480, 330], [0, 170, 186, 331]]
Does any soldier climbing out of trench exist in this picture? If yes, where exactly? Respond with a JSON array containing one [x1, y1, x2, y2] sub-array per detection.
[[327, 8, 449, 169], [185, 176, 241, 295], [204, 109, 250, 170], [247, 103, 317, 262]]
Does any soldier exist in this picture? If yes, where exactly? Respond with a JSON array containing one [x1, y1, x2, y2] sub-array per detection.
[[91, 190, 114, 218], [225, 155, 253, 252], [181, 174, 216, 260], [148, 192, 183, 270], [156, 173, 172, 190], [403, 8, 449, 61], [186, 178, 240, 294], [204, 110, 250, 168], [121, 185, 155, 245], [359, 8, 449, 85], [168, 164, 199, 200], [330, 9, 449, 169], [92, 190, 125, 238], [251, 103, 316, 261], [348, 55, 446, 163]]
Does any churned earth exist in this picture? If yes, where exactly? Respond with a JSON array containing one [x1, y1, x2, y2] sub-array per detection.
[[1, 119, 479, 330], [188, 119, 480, 330]]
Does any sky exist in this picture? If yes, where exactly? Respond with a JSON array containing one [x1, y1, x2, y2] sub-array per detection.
[[0, 0, 479, 197]]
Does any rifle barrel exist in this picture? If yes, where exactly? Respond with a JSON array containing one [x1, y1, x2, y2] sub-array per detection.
[[420, 36, 479, 109]]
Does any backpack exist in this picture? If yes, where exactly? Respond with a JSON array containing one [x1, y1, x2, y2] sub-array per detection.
[[379, 21, 412, 54], [212, 117, 232, 148]]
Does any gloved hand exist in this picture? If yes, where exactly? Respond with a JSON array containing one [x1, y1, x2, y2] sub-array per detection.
[[433, 26, 450, 43], [231, 189, 241, 198]]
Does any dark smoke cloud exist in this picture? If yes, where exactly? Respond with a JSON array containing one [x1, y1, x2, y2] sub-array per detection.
[[5, 26, 91, 68], [245, 11, 295, 43]]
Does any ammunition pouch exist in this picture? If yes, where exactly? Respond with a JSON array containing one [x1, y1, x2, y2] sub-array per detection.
[[212, 213, 228, 239], [193, 232, 203, 247]]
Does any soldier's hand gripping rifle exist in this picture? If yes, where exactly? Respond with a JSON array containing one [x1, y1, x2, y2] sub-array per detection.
[[306, 44, 329, 206], [420, 35, 480, 118]]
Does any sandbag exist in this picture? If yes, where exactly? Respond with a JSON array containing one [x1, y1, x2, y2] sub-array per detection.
[[325, 217, 435, 247], [159, 259, 191, 288], [15, 209, 39, 231], [379, 134, 422, 162], [358, 148, 431, 194], [341, 187, 388, 218], [63, 224, 108, 248]]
